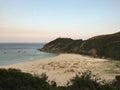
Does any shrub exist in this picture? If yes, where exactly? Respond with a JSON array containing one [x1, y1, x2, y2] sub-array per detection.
[[0, 69, 118, 90]]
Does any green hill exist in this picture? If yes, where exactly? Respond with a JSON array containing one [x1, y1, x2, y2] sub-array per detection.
[[40, 32, 120, 60]]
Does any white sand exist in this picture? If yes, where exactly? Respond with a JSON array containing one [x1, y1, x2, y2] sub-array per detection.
[[0, 54, 120, 86]]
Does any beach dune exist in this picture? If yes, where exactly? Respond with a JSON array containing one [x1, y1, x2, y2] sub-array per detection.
[[0, 54, 120, 86]]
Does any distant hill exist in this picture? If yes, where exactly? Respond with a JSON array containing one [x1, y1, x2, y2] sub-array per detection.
[[40, 32, 120, 60]]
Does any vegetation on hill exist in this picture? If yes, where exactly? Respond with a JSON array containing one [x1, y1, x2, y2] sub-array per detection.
[[40, 32, 120, 60], [0, 69, 120, 90]]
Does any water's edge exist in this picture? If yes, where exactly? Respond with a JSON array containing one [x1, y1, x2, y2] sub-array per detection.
[[0, 43, 57, 66]]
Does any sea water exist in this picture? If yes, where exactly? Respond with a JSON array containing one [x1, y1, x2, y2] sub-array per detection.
[[0, 43, 56, 66]]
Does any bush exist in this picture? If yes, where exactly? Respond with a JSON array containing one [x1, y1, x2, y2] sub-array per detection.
[[0, 68, 50, 90], [0, 69, 118, 90]]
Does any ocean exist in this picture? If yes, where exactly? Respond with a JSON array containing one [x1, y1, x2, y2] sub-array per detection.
[[0, 43, 56, 66]]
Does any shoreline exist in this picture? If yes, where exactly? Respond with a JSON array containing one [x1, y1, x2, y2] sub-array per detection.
[[0, 54, 120, 86], [0, 51, 58, 66]]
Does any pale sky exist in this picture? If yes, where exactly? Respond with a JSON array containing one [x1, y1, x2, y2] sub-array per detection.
[[0, 0, 120, 42]]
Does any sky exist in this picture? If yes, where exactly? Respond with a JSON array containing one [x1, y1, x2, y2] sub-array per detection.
[[0, 0, 120, 42]]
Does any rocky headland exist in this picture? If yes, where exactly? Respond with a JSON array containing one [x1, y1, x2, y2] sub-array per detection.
[[40, 32, 120, 60]]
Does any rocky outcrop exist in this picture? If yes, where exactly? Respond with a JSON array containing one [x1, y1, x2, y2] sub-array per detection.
[[40, 32, 120, 60]]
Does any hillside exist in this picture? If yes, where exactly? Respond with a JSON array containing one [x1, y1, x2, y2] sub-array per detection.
[[40, 32, 120, 60]]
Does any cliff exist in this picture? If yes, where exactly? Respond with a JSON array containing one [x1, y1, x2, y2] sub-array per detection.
[[40, 32, 120, 60]]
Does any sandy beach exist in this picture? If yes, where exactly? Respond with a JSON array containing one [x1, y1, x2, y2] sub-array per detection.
[[0, 54, 120, 86]]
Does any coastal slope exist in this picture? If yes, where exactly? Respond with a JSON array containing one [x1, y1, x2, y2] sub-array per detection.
[[40, 32, 120, 60]]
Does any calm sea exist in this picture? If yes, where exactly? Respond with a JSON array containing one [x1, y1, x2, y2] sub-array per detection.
[[0, 43, 56, 66]]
